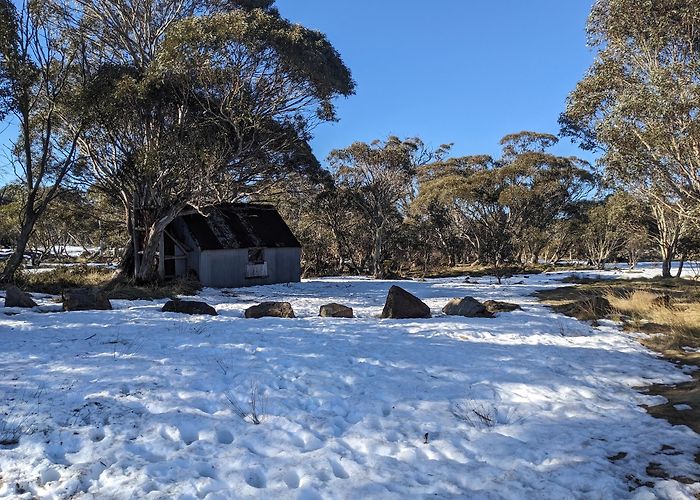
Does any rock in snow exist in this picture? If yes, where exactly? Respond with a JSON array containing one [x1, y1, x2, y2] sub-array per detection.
[[442, 296, 492, 317], [381, 285, 431, 318], [245, 301, 295, 318], [62, 287, 112, 311], [319, 303, 354, 318], [3, 285, 37, 308], [162, 299, 217, 316], [483, 299, 521, 314]]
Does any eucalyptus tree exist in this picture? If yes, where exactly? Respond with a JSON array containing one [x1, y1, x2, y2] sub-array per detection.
[[329, 136, 438, 278], [648, 193, 689, 277], [0, 0, 86, 281], [562, 0, 700, 217], [416, 154, 495, 264], [581, 200, 623, 270], [497, 132, 594, 264], [416, 132, 593, 277], [62, 0, 354, 281]]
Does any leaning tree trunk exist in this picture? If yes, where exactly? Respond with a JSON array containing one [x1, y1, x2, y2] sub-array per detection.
[[132, 204, 186, 283], [134, 225, 163, 283], [0, 211, 38, 283], [117, 203, 136, 278], [117, 238, 135, 279], [676, 254, 686, 278]]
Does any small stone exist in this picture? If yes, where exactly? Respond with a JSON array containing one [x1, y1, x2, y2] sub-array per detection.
[[162, 299, 217, 316], [319, 303, 353, 318], [245, 302, 295, 319], [483, 300, 521, 314]]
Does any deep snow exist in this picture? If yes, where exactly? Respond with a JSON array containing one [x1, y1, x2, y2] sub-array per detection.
[[0, 268, 699, 499]]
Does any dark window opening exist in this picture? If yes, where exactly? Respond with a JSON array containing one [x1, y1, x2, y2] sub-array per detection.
[[248, 248, 265, 264]]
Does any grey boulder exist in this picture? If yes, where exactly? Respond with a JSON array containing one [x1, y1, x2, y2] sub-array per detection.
[[319, 303, 354, 318], [4, 285, 37, 308], [381, 286, 431, 319], [245, 301, 296, 319], [62, 288, 112, 311], [162, 299, 217, 316], [442, 297, 492, 318]]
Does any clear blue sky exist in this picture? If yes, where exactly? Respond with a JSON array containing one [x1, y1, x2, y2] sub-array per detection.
[[0, 1, 596, 183], [276, 0, 597, 163]]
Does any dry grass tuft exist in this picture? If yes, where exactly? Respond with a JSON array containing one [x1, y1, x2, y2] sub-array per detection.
[[538, 276, 700, 350], [15, 266, 115, 295], [105, 278, 201, 300], [605, 290, 700, 350], [10, 265, 201, 300], [606, 290, 660, 316]]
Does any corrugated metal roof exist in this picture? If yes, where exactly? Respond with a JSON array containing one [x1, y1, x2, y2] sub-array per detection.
[[179, 203, 301, 250]]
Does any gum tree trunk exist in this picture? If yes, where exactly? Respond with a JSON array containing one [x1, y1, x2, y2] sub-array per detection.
[[372, 224, 384, 278], [131, 204, 186, 283], [0, 213, 37, 282]]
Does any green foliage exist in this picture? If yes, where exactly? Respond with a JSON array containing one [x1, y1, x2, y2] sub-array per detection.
[[563, 0, 700, 208], [0, 184, 125, 264], [159, 8, 355, 117], [0, 0, 37, 120], [328, 136, 439, 277], [416, 132, 594, 273], [58, 0, 355, 281]]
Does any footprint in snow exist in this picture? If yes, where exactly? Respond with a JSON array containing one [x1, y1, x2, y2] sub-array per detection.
[[38, 468, 60, 486], [244, 468, 267, 489], [177, 424, 200, 445], [385, 430, 401, 443], [287, 431, 306, 449], [44, 443, 68, 465], [159, 425, 179, 443], [215, 428, 234, 445], [283, 469, 300, 489], [88, 427, 105, 442], [328, 459, 349, 479], [297, 431, 324, 453], [196, 463, 217, 479], [297, 487, 323, 500], [381, 402, 393, 417]]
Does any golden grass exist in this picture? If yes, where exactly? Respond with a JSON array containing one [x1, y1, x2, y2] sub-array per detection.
[[604, 289, 700, 350], [10, 265, 201, 300], [606, 290, 660, 316], [16, 266, 115, 294], [411, 263, 548, 279], [537, 277, 700, 350]]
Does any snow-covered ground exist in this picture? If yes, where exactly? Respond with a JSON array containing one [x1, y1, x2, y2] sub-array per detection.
[[1, 268, 699, 499]]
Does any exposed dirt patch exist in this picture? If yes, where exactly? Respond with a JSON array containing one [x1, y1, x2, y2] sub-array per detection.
[[641, 350, 700, 438]]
